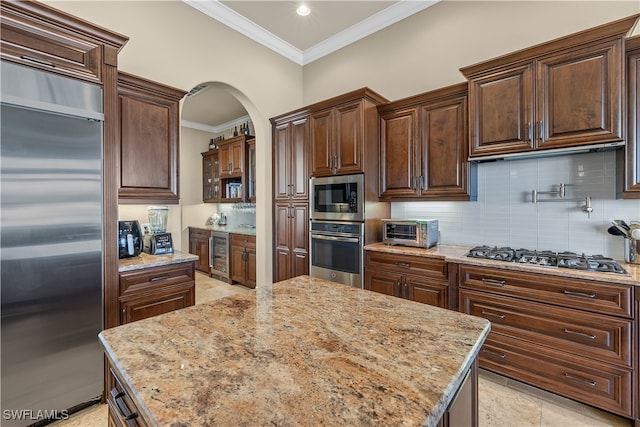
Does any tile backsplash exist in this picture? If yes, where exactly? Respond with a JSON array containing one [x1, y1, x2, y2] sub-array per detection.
[[391, 150, 640, 260]]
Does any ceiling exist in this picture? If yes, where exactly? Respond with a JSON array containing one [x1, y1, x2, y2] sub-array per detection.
[[181, 0, 438, 131]]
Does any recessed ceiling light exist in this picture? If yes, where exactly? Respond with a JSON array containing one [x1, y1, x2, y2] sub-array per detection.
[[296, 4, 310, 16]]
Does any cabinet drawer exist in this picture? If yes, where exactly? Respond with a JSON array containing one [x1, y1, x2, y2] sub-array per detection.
[[365, 251, 447, 281], [458, 264, 633, 318], [460, 289, 632, 368], [119, 263, 194, 295], [231, 233, 256, 249], [479, 333, 633, 418], [108, 367, 147, 426], [188, 228, 211, 240]]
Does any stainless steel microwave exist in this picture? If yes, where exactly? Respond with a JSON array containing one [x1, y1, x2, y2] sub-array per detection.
[[382, 219, 439, 248], [310, 174, 364, 221]]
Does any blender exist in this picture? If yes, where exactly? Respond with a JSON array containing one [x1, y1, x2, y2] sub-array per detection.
[[143, 206, 173, 254]]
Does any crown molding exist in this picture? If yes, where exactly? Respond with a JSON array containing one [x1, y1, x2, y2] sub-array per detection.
[[303, 1, 440, 65], [183, 0, 439, 66], [182, 114, 251, 134], [184, 0, 304, 64]]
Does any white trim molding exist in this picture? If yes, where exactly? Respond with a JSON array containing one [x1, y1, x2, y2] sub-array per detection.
[[183, 0, 440, 66], [182, 115, 251, 134]]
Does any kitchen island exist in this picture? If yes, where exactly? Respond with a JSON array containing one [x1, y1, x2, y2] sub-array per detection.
[[99, 275, 490, 426]]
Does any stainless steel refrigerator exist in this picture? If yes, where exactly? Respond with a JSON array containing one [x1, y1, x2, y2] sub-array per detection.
[[1, 61, 104, 426]]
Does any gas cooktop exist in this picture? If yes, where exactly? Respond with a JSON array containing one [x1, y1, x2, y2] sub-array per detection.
[[467, 246, 628, 275]]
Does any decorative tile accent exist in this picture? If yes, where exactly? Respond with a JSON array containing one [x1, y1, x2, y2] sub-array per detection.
[[390, 150, 640, 258]]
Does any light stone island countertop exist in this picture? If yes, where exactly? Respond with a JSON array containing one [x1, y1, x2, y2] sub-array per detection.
[[99, 275, 490, 427], [364, 243, 640, 286], [118, 251, 198, 273]]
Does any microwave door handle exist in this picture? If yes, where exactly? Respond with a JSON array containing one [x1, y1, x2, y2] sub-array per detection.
[[311, 234, 360, 243]]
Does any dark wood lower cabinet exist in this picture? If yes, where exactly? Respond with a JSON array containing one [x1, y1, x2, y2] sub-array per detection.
[[273, 202, 309, 282], [364, 249, 449, 308], [107, 362, 148, 426], [230, 233, 256, 288], [118, 262, 195, 324], [188, 227, 211, 274], [437, 360, 478, 427], [458, 264, 636, 419]]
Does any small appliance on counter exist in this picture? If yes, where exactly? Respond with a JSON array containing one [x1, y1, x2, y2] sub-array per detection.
[[118, 220, 143, 259], [382, 219, 439, 248], [143, 206, 173, 255]]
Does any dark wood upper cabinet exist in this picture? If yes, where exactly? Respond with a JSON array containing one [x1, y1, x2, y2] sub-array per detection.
[[117, 72, 186, 204], [379, 106, 420, 198], [623, 35, 640, 198], [461, 15, 638, 159], [273, 115, 309, 201], [202, 150, 220, 203], [247, 138, 256, 202], [464, 64, 535, 155], [309, 88, 387, 177], [213, 134, 253, 202], [0, 0, 128, 83], [379, 83, 476, 201]]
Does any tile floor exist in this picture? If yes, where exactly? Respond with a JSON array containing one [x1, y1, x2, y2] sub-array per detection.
[[53, 272, 632, 427]]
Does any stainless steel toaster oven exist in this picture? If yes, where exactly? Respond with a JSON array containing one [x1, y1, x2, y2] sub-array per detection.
[[382, 219, 439, 248]]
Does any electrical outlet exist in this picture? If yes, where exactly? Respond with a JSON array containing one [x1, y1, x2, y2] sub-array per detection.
[[141, 223, 151, 235]]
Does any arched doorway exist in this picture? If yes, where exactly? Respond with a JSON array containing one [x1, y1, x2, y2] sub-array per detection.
[[180, 82, 272, 289]]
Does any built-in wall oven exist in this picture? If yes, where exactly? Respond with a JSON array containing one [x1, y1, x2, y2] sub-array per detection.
[[310, 174, 364, 222], [309, 220, 364, 288]]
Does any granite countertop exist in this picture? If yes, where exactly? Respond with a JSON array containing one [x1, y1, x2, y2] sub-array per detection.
[[364, 243, 640, 286], [189, 224, 257, 236], [99, 275, 490, 426], [118, 251, 198, 272]]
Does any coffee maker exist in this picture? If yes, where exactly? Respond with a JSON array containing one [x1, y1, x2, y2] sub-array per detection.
[[118, 220, 143, 259], [143, 206, 173, 255]]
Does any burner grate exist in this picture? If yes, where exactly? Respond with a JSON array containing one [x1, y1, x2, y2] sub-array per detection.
[[466, 246, 627, 275]]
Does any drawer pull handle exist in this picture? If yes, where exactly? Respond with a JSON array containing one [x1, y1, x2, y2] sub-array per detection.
[[481, 310, 506, 319], [563, 289, 596, 299], [563, 328, 596, 340], [481, 278, 506, 286], [563, 373, 597, 387], [110, 388, 139, 421], [150, 275, 170, 282], [482, 349, 506, 359], [396, 262, 411, 268]]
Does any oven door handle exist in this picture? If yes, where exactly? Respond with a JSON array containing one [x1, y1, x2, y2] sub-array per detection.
[[311, 234, 361, 243]]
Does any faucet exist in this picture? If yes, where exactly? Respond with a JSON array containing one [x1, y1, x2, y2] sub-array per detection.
[[582, 196, 593, 219]]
